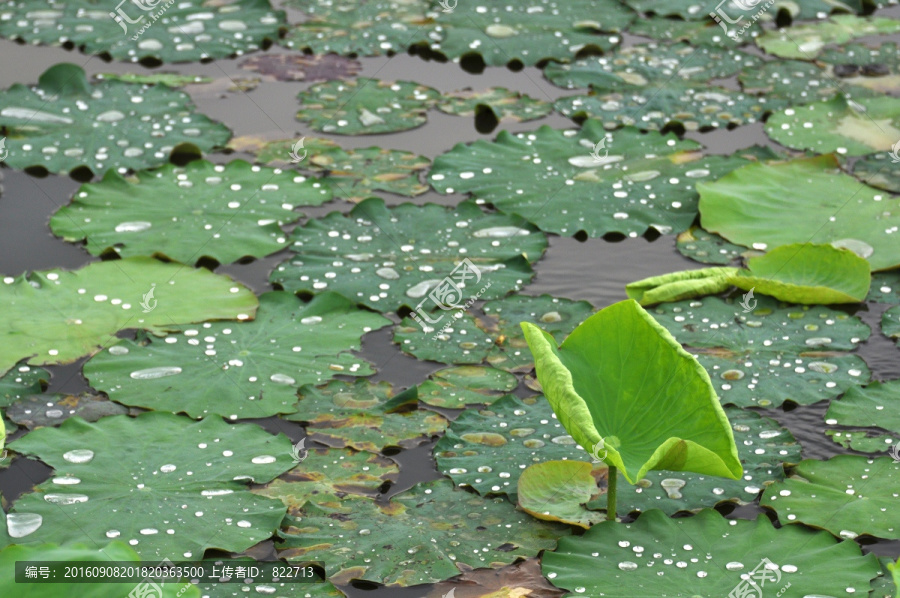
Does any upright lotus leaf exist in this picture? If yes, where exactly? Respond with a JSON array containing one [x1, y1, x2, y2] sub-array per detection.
[[435, 394, 586, 499], [730, 243, 872, 304], [0, 257, 257, 377], [0, 0, 285, 63], [869, 272, 900, 303], [521, 299, 743, 486], [676, 226, 755, 265], [296, 78, 440, 135], [517, 460, 606, 528], [281, 0, 433, 56], [5, 413, 293, 559], [623, 0, 867, 20], [762, 456, 900, 540], [0, 363, 48, 409], [252, 448, 399, 513], [0, 63, 230, 175], [820, 41, 900, 95], [230, 135, 431, 202], [544, 43, 762, 89], [766, 94, 900, 156], [825, 380, 900, 453], [756, 15, 900, 59], [542, 509, 880, 598], [884, 305, 900, 345], [588, 406, 801, 515], [698, 155, 900, 271], [276, 478, 569, 586], [436, 88, 552, 122], [0, 542, 199, 598], [286, 379, 447, 452], [395, 294, 595, 371], [429, 121, 779, 238], [428, 0, 632, 67], [652, 296, 871, 407], [270, 198, 546, 312], [417, 365, 518, 408], [625, 267, 737, 305], [84, 292, 390, 419], [50, 160, 332, 264]]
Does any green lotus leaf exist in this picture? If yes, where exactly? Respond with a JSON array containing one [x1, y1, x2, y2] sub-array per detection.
[[7, 392, 128, 429], [296, 78, 440, 135], [0, 64, 231, 175], [868, 272, 900, 302], [0, 257, 258, 377], [197, 576, 344, 598], [587, 406, 801, 515], [517, 460, 605, 528], [275, 478, 569, 586], [542, 509, 880, 597], [651, 295, 871, 407], [230, 135, 431, 203], [676, 226, 756, 265], [739, 58, 841, 103], [435, 394, 585, 498], [0, 363, 48, 409], [429, 121, 779, 238], [852, 150, 900, 194], [417, 365, 518, 408], [756, 15, 900, 59], [395, 294, 595, 370], [4, 413, 293, 559], [0, 542, 199, 598], [698, 154, 900, 271], [870, 556, 900, 598], [96, 73, 213, 87], [270, 197, 546, 312], [766, 94, 900, 156], [761, 455, 900, 540], [84, 292, 390, 419], [521, 299, 742, 485], [627, 17, 744, 47], [50, 160, 332, 264], [884, 305, 900, 345], [253, 447, 399, 513], [623, 0, 867, 21], [0, 0, 285, 63], [626, 267, 737, 306], [820, 41, 900, 96], [436, 87, 552, 122], [286, 379, 447, 452]]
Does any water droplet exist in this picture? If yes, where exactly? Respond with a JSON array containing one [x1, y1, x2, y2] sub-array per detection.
[[808, 361, 837, 374], [106, 530, 120, 538], [7, 513, 42, 538], [551, 435, 576, 445], [269, 373, 296, 385], [805, 337, 832, 347], [726, 562, 744, 571], [43, 493, 89, 505], [160, 464, 176, 473], [541, 311, 562, 323], [115, 221, 152, 233], [660, 478, 686, 499], [300, 316, 322, 325], [252, 455, 277, 464], [376, 267, 400, 280], [831, 239, 873, 258], [721, 369, 745, 380], [130, 366, 182, 380], [52, 476, 81, 485], [486, 23, 518, 37], [618, 561, 638, 571], [473, 226, 530, 238], [63, 449, 94, 464]]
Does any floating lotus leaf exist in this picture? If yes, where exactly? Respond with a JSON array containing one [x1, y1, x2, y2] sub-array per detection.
[[435, 394, 584, 498], [522, 299, 743, 485], [869, 272, 900, 302], [276, 478, 570, 586], [756, 15, 900, 59], [766, 94, 900, 156], [436, 88, 552, 122], [651, 295, 871, 407], [395, 294, 595, 370], [0, 64, 230, 175], [623, 0, 867, 20], [698, 155, 900, 271], [417, 365, 518, 408], [4, 413, 293, 559], [229, 135, 431, 202], [428, 0, 632, 67], [0, 257, 257, 377], [197, 576, 344, 598], [0, 363, 48, 409], [676, 226, 755, 265], [517, 460, 605, 528], [884, 305, 900, 345], [819, 41, 900, 95], [240, 53, 361, 82], [587, 406, 801, 515], [296, 78, 440, 135], [286, 379, 447, 452], [627, 17, 743, 46], [6, 392, 128, 429], [84, 292, 389, 419], [870, 557, 900, 598], [762, 455, 900, 539], [50, 160, 332, 264], [542, 509, 880, 598], [96, 73, 213, 87], [0, 542, 199, 598], [253, 447, 398, 513], [852, 151, 900, 194], [0, 0, 285, 63], [739, 58, 840, 103], [429, 121, 777, 238], [270, 197, 546, 312]]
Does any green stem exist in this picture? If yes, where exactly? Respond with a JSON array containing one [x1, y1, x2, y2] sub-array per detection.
[[607, 464, 617, 521]]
